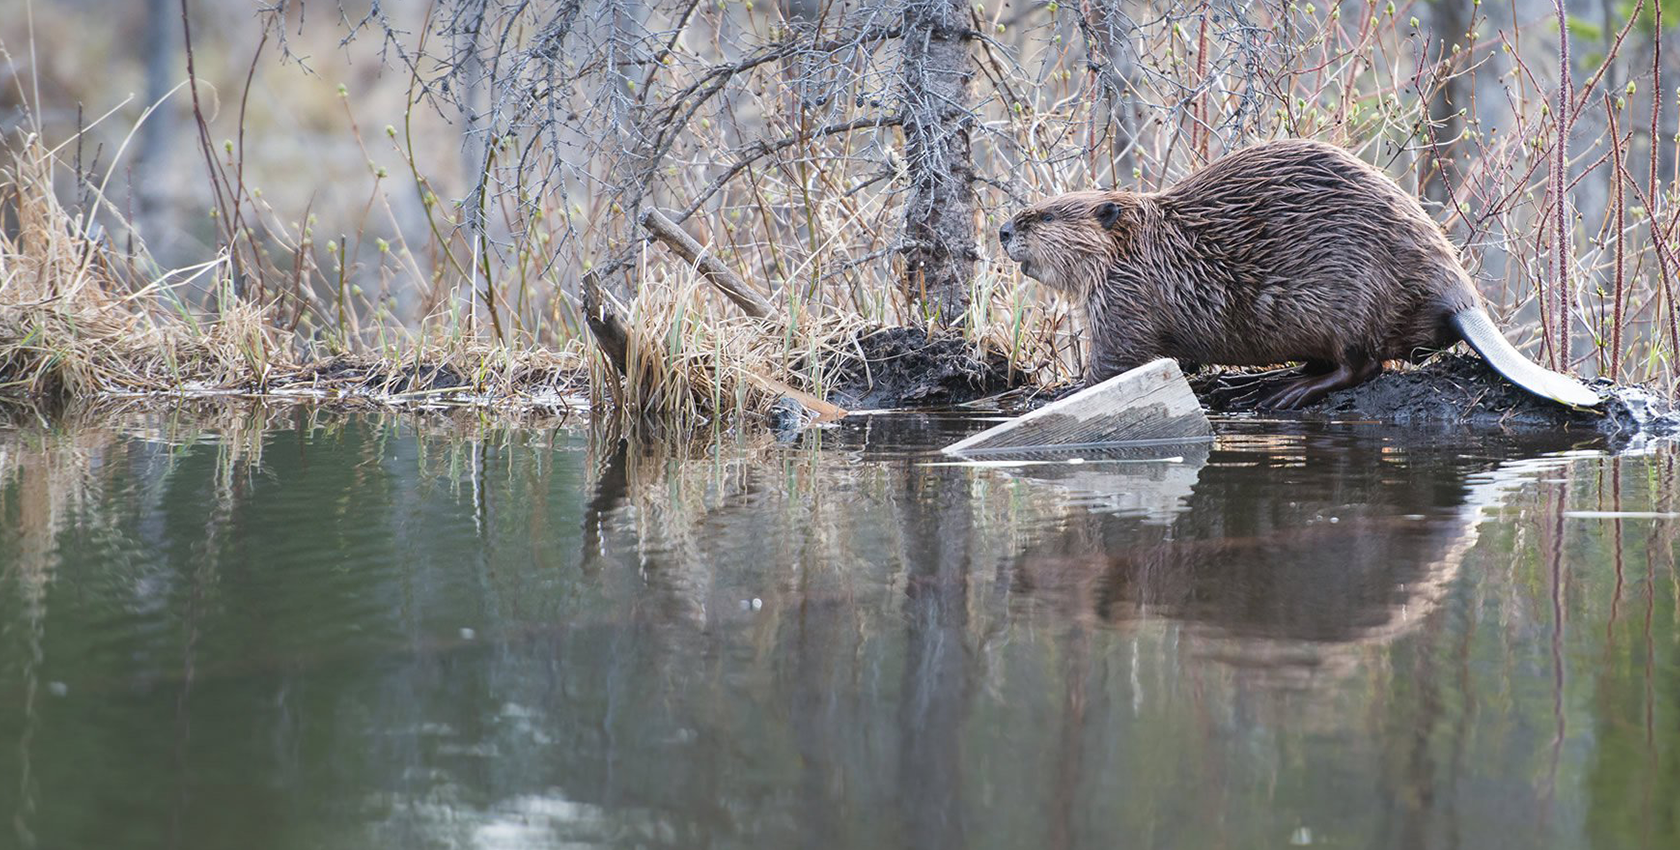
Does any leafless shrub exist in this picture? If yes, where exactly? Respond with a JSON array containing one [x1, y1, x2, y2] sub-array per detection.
[[262, 1, 1668, 375], [10, 0, 1680, 422]]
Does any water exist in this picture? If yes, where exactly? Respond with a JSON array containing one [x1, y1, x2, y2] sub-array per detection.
[[1, 407, 1676, 850]]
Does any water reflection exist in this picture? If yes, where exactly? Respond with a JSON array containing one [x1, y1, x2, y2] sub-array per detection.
[[1009, 439, 1598, 674], [0, 404, 1676, 850]]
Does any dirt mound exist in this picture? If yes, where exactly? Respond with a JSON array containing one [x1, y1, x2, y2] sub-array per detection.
[[1188, 354, 1679, 437], [821, 337, 1678, 440], [827, 326, 1023, 409]]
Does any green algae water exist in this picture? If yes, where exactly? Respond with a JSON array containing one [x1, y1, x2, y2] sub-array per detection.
[[1, 407, 1677, 850]]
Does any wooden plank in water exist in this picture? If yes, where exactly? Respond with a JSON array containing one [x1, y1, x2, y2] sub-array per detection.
[[944, 358, 1212, 454]]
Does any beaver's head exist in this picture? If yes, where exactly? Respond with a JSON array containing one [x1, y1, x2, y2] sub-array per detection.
[[999, 190, 1139, 296]]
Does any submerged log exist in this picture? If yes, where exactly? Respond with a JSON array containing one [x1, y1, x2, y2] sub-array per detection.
[[971, 440, 1212, 523], [944, 358, 1212, 454], [639, 209, 776, 319]]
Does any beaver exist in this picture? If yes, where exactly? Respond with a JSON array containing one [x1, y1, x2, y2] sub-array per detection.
[[998, 139, 1600, 409]]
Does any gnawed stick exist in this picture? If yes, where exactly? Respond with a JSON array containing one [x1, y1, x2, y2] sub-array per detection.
[[741, 370, 849, 422], [581, 269, 630, 378], [639, 208, 776, 320]]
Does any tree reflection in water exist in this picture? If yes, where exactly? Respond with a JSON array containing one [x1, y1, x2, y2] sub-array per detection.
[[0, 405, 1675, 850]]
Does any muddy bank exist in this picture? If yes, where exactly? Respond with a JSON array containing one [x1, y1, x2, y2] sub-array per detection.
[[819, 333, 1678, 440], [1187, 354, 1679, 437], [825, 326, 1026, 409]]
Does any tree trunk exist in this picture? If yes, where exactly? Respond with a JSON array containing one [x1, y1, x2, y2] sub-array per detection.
[[132, 0, 178, 251], [455, 6, 490, 331], [1424, 0, 1469, 206], [899, 0, 977, 325]]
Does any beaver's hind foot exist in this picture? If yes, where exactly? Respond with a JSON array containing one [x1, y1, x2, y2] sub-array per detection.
[[1259, 356, 1382, 410]]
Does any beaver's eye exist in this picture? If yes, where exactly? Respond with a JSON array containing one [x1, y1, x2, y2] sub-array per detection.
[[1038, 211, 1054, 223]]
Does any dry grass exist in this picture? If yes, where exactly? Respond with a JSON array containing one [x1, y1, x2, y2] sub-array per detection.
[[582, 250, 1068, 426], [0, 133, 590, 413], [0, 124, 903, 430], [0, 132, 282, 396]]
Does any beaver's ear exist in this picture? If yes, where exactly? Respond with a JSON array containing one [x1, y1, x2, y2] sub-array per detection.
[[1095, 201, 1125, 230]]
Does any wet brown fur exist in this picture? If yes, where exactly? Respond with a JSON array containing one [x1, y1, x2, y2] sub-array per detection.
[[1000, 139, 1486, 407]]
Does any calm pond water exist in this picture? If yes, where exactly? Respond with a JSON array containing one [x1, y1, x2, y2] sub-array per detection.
[[1, 406, 1677, 850]]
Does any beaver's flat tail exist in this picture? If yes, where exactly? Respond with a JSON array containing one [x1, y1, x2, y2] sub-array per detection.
[[1449, 307, 1601, 408]]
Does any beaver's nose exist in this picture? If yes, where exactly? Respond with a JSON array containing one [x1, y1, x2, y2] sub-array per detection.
[[998, 221, 1014, 245]]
